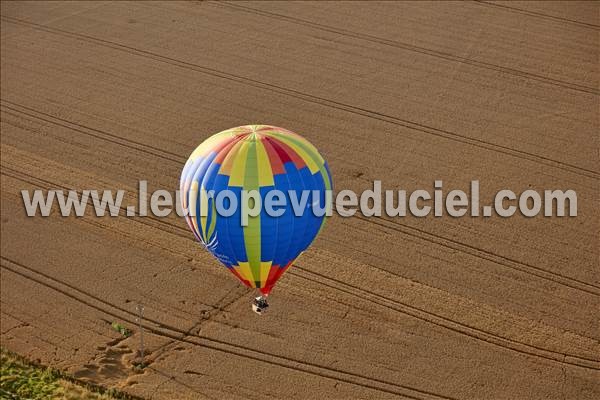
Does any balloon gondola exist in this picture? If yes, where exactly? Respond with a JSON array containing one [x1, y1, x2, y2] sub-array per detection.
[[252, 296, 269, 315]]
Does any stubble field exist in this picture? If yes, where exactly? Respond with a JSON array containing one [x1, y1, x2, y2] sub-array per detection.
[[1, 1, 599, 399]]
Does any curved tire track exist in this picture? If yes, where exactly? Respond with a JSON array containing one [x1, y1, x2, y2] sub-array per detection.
[[1, 16, 598, 180], [1, 169, 599, 371], [0, 256, 457, 400], [473, 0, 600, 30], [290, 265, 600, 370], [212, 1, 599, 94], [353, 214, 600, 296], [2, 101, 598, 298]]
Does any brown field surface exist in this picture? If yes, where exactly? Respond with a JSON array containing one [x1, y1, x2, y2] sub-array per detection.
[[1, 1, 598, 399]]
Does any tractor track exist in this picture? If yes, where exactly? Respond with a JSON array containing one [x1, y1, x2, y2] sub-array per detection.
[[0, 101, 183, 165], [2, 101, 598, 298], [290, 266, 600, 370], [1, 168, 599, 371], [0, 256, 458, 400], [2, 2, 598, 398], [211, 1, 599, 95], [353, 214, 600, 296], [472, 0, 600, 29], [1, 15, 598, 180]]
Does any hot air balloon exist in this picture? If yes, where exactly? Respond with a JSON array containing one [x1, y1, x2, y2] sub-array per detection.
[[180, 125, 332, 313]]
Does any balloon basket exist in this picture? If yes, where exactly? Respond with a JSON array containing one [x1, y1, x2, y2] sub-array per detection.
[[252, 295, 269, 315]]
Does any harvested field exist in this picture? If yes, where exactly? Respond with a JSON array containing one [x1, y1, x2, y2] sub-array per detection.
[[1, 1, 599, 399]]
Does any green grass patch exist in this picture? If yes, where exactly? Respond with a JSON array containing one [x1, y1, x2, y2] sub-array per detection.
[[111, 322, 132, 338], [0, 349, 138, 400]]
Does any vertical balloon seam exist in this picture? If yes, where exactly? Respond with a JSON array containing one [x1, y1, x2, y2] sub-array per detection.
[[270, 137, 309, 274], [199, 154, 220, 249], [293, 163, 314, 265], [265, 137, 300, 274], [243, 140, 261, 287], [197, 149, 224, 242], [260, 137, 287, 292], [263, 135, 293, 273], [298, 160, 322, 257], [192, 155, 209, 241], [226, 141, 254, 286], [209, 139, 244, 275], [211, 135, 249, 276], [255, 139, 276, 287], [210, 139, 247, 284]]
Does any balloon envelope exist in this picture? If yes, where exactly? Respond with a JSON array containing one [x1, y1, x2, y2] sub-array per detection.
[[180, 125, 332, 295]]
